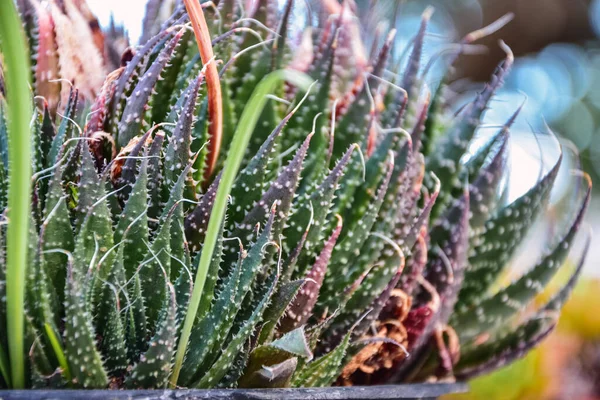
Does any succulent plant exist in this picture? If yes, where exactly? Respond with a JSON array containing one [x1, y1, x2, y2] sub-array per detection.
[[0, 0, 591, 391]]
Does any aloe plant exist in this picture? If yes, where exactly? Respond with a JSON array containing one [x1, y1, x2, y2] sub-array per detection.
[[0, 0, 591, 390]]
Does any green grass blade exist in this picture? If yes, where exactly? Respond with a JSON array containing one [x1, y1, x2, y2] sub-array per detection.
[[44, 323, 71, 383], [169, 70, 311, 388], [0, 0, 33, 388]]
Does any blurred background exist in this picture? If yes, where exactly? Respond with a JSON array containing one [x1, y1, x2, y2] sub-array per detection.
[[87, 0, 600, 398]]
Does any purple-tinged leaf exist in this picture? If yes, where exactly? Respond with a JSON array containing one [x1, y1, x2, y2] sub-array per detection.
[[401, 8, 432, 97], [147, 132, 165, 223], [353, 251, 406, 339], [401, 175, 439, 251], [240, 134, 313, 240], [115, 129, 152, 203], [229, 102, 304, 228], [321, 155, 394, 308], [184, 172, 221, 253], [428, 46, 513, 220], [86, 67, 122, 137], [110, 28, 178, 131], [399, 230, 428, 297], [164, 73, 203, 191], [117, 30, 183, 148], [425, 190, 470, 324], [455, 316, 555, 380], [279, 217, 343, 333]]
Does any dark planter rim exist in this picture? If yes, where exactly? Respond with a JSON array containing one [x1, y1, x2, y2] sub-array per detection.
[[0, 383, 468, 399]]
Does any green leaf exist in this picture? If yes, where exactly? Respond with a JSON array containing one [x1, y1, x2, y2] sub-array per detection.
[[97, 289, 127, 376], [335, 140, 410, 289], [0, 231, 9, 386], [25, 217, 58, 362], [125, 274, 148, 361], [291, 328, 352, 388], [0, 101, 9, 168], [127, 284, 178, 389], [285, 145, 356, 275], [453, 182, 590, 341], [320, 154, 394, 310], [228, 103, 303, 229], [28, 327, 59, 387], [96, 243, 127, 375], [240, 327, 311, 388], [458, 156, 562, 308], [178, 250, 243, 386], [44, 322, 71, 384], [147, 132, 165, 225], [376, 134, 412, 221], [391, 153, 425, 246], [216, 343, 250, 389], [73, 141, 110, 233], [180, 211, 275, 386], [139, 214, 171, 328], [114, 158, 150, 278], [63, 264, 108, 388], [194, 269, 279, 388], [456, 230, 591, 379], [425, 189, 471, 323], [0, 156, 7, 214], [467, 129, 509, 231], [257, 279, 304, 344], [284, 30, 337, 185], [335, 241, 405, 340], [174, 253, 194, 326], [48, 88, 78, 167], [331, 29, 394, 160], [197, 216, 226, 320], [428, 51, 513, 220], [41, 165, 74, 307], [31, 107, 45, 197], [161, 162, 192, 281], [420, 82, 448, 158], [151, 29, 194, 124], [233, 209, 276, 304], [72, 196, 115, 309]]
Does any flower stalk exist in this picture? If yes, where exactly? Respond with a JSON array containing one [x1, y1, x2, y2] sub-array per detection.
[[183, 0, 223, 180]]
